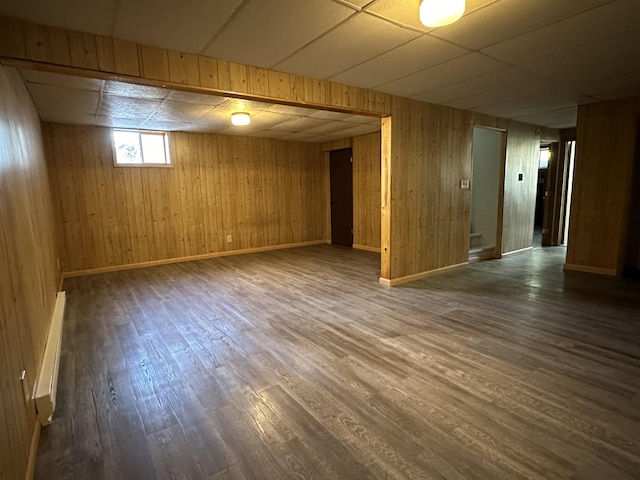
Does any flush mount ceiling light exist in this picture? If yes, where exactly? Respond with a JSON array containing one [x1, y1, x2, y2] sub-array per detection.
[[231, 112, 250, 126], [419, 0, 465, 28]]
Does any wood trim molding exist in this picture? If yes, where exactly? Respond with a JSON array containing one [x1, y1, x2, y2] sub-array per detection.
[[502, 246, 533, 257], [353, 244, 381, 253], [379, 262, 468, 287], [563, 263, 617, 276], [63, 240, 329, 278], [25, 420, 40, 480]]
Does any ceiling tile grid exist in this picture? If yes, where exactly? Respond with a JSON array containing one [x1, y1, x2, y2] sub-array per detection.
[[2, 0, 640, 128], [274, 12, 421, 79], [202, 0, 357, 68]]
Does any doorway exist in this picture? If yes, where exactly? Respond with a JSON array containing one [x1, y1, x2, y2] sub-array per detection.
[[534, 144, 551, 247], [330, 148, 353, 247], [622, 120, 640, 277], [469, 127, 506, 261]]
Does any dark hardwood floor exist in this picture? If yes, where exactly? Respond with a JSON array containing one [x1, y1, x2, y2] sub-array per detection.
[[35, 245, 640, 480]]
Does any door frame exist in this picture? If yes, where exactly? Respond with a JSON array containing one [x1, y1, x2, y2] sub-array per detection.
[[469, 125, 508, 261]]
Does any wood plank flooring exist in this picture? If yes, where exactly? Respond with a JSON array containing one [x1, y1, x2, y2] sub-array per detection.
[[34, 245, 640, 479]]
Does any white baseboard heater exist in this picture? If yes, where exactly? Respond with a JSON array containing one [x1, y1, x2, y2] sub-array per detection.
[[34, 291, 66, 426]]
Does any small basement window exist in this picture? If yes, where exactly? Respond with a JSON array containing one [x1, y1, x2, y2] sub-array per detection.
[[113, 129, 170, 166]]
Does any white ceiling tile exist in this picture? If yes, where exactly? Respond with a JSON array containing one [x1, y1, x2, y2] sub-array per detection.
[[21, 70, 103, 91], [269, 117, 329, 132], [298, 120, 355, 135], [98, 95, 162, 119], [216, 98, 277, 113], [103, 81, 169, 100], [114, 0, 244, 54], [377, 53, 506, 97], [167, 90, 227, 105], [579, 68, 640, 100], [336, 0, 372, 9], [98, 117, 147, 129], [518, 30, 640, 86], [151, 101, 214, 122], [27, 84, 100, 114], [307, 109, 355, 121], [267, 104, 316, 116], [512, 107, 578, 129], [182, 123, 227, 134], [340, 114, 381, 125], [441, 77, 559, 111], [252, 130, 289, 139], [140, 119, 189, 131], [275, 12, 421, 79], [431, 0, 614, 50], [412, 68, 537, 105], [217, 125, 269, 136], [203, 0, 356, 68], [278, 132, 318, 142], [334, 123, 380, 137], [331, 35, 468, 88], [248, 111, 300, 129], [482, 0, 640, 65], [0, 0, 116, 35], [38, 110, 96, 126], [473, 89, 595, 119]]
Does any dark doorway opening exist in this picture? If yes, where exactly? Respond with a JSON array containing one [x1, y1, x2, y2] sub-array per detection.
[[329, 148, 353, 247], [623, 120, 640, 277]]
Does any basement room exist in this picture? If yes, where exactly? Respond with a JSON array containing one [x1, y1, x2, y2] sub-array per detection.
[[1, 0, 639, 479]]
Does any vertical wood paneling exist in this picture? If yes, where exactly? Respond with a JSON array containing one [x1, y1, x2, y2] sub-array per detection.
[[167, 51, 199, 85], [353, 132, 381, 250], [67, 31, 99, 70], [44, 125, 327, 273], [566, 98, 640, 274], [23, 22, 71, 65], [1, 16, 555, 284], [500, 122, 539, 254], [386, 98, 473, 280], [95, 36, 116, 73], [0, 16, 26, 59], [112, 38, 140, 77], [139, 45, 170, 82], [0, 66, 60, 480]]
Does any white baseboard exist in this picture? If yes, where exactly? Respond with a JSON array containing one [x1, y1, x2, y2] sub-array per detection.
[[34, 291, 66, 426]]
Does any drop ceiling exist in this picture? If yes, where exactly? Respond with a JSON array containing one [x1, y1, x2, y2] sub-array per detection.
[[19, 69, 381, 143], [3, 0, 640, 129]]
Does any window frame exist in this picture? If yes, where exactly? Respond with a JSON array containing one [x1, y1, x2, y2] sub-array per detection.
[[112, 128, 172, 168]]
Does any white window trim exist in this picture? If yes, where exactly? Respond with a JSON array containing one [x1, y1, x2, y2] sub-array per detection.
[[112, 128, 172, 167]]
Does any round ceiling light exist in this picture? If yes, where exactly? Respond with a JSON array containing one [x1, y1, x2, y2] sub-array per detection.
[[231, 112, 251, 126], [419, 0, 465, 28]]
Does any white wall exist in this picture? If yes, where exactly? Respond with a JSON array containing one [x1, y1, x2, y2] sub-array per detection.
[[471, 127, 502, 249]]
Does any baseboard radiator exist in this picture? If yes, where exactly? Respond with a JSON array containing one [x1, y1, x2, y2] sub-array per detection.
[[34, 291, 66, 426]]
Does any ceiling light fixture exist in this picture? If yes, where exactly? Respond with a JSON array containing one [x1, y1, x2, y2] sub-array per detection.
[[231, 112, 250, 126], [419, 0, 465, 28]]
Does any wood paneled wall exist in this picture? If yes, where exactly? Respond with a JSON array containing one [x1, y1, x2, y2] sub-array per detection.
[[385, 98, 474, 280], [500, 122, 540, 254], [43, 124, 328, 273], [0, 15, 551, 285], [352, 133, 381, 250], [0, 66, 60, 480], [566, 97, 640, 275]]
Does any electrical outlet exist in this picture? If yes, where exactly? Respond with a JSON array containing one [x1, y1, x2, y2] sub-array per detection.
[[226, 235, 232, 243], [460, 179, 470, 189]]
